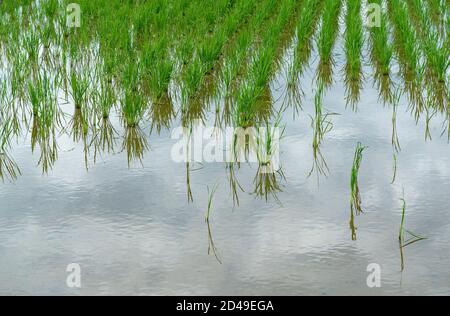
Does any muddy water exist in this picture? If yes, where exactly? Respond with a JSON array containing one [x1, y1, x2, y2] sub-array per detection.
[[1, 37, 450, 296]]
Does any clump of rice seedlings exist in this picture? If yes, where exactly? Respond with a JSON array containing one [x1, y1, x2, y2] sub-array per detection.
[[316, 0, 342, 88], [399, 194, 426, 247], [69, 71, 90, 110], [205, 184, 222, 264], [141, 36, 173, 101], [121, 90, 146, 128], [0, 118, 21, 182], [94, 79, 116, 120], [344, 0, 364, 109], [309, 83, 337, 179], [350, 142, 367, 216]]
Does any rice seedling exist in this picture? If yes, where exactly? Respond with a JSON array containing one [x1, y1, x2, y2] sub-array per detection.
[[344, 0, 364, 108], [205, 184, 222, 264]]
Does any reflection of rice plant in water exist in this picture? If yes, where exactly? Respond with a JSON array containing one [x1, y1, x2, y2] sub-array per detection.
[[350, 142, 366, 216], [349, 142, 366, 240], [205, 184, 222, 264], [399, 195, 426, 247], [0, 118, 21, 182]]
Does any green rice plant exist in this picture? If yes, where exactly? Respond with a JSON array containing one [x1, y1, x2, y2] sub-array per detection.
[[69, 71, 90, 110], [407, 0, 449, 84], [219, 0, 276, 99], [234, 0, 301, 128], [388, 0, 421, 79], [350, 142, 367, 216], [293, 0, 324, 72], [344, 0, 364, 108], [316, 0, 342, 87], [121, 90, 146, 128], [94, 79, 116, 120]]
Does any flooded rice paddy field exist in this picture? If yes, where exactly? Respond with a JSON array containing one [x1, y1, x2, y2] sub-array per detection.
[[0, 0, 449, 295]]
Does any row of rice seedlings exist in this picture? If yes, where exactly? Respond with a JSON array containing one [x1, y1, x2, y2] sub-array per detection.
[[315, 0, 343, 88], [367, 0, 394, 104], [288, 0, 325, 83], [406, 0, 448, 110], [425, 0, 447, 36], [349, 142, 367, 241], [344, 0, 364, 109], [218, 0, 280, 125], [387, 0, 423, 116], [234, 0, 301, 129], [180, 0, 258, 106]]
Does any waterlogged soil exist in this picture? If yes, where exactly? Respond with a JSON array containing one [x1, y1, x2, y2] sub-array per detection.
[[1, 8, 450, 296]]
